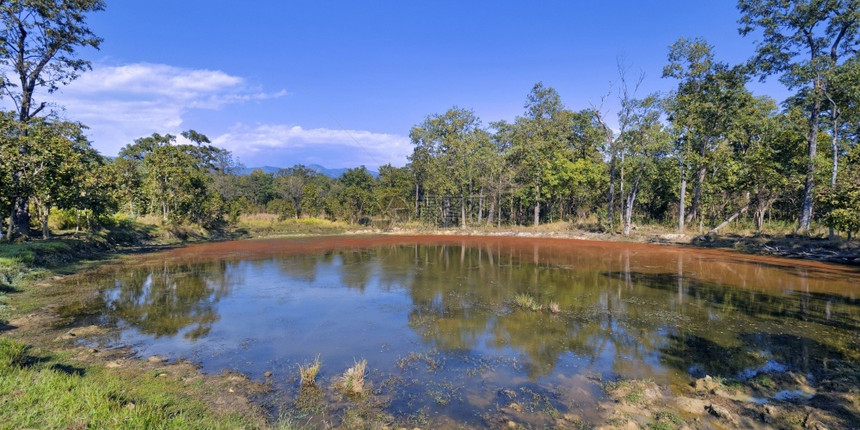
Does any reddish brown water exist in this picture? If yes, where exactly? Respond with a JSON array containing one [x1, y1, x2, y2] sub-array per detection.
[[63, 235, 860, 427]]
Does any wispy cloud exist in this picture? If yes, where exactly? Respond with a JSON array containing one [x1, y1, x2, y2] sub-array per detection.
[[49, 62, 286, 155], [212, 124, 411, 169]]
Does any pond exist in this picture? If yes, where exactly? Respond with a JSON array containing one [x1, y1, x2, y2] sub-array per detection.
[[62, 235, 860, 427]]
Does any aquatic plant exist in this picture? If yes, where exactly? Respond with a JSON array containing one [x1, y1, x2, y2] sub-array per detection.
[[513, 293, 542, 311], [548, 301, 561, 314], [299, 355, 322, 386], [335, 359, 367, 395]]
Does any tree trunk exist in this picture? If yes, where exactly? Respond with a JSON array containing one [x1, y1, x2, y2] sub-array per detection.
[[162, 200, 168, 220], [41, 205, 50, 240], [623, 176, 641, 236], [755, 204, 766, 231], [414, 183, 419, 219], [460, 194, 466, 228], [829, 107, 839, 239], [534, 183, 540, 227], [679, 162, 686, 233], [477, 188, 484, 224], [607, 155, 616, 230], [798, 82, 822, 233], [487, 191, 495, 225], [619, 153, 625, 229], [686, 165, 705, 224]]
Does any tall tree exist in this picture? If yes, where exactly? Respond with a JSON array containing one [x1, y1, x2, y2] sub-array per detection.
[[506, 83, 568, 226], [738, 0, 860, 232], [409, 107, 489, 227], [618, 95, 669, 235], [664, 37, 748, 231], [0, 0, 105, 238], [275, 165, 316, 219]]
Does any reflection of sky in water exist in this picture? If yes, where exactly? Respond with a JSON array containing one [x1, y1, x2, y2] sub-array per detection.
[[79, 240, 860, 424]]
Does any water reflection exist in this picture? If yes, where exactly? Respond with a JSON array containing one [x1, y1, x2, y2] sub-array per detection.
[[103, 261, 239, 340], [72, 236, 859, 423]]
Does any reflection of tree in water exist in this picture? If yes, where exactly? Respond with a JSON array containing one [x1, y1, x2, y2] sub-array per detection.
[[396, 243, 860, 380], [103, 261, 238, 340], [400, 244, 676, 378]]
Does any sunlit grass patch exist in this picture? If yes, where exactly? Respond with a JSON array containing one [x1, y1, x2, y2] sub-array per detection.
[[335, 359, 367, 396], [512, 293, 542, 311], [0, 338, 264, 428], [299, 355, 322, 386]]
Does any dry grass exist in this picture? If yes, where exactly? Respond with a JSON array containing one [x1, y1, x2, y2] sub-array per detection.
[[335, 359, 367, 396], [238, 215, 351, 236], [548, 301, 561, 314], [299, 355, 322, 386]]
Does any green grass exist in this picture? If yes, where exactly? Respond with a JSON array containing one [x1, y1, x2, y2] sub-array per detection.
[[512, 293, 542, 311], [0, 338, 265, 429], [648, 411, 685, 430]]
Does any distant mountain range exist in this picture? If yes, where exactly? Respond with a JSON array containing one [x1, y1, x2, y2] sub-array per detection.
[[237, 164, 378, 178]]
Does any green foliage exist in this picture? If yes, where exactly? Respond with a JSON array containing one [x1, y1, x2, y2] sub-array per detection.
[[818, 146, 860, 238]]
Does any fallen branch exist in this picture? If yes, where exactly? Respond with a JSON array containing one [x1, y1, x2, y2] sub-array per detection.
[[709, 202, 750, 235]]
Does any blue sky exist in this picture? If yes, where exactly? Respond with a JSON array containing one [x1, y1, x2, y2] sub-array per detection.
[[46, 1, 789, 169]]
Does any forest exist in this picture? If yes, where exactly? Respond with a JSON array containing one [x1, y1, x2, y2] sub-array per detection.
[[1, 0, 859, 241]]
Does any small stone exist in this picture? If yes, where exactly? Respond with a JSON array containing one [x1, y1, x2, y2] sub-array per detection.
[[124, 402, 136, 410], [264, 371, 273, 378], [693, 375, 721, 393], [506, 420, 517, 429], [508, 402, 522, 413], [706, 403, 738, 424], [147, 355, 166, 363]]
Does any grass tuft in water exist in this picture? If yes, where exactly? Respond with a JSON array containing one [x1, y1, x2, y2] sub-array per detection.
[[299, 355, 322, 386], [335, 359, 367, 396], [549, 301, 561, 314], [513, 293, 542, 311]]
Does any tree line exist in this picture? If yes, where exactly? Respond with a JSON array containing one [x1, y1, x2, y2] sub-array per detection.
[[0, 0, 858, 240]]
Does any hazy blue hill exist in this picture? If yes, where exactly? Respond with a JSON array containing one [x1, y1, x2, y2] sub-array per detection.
[[238, 164, 378, 178]]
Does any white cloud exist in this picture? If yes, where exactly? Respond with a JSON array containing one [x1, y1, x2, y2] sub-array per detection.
[[212, 124, 411, 169], [48, 62, 285, 155]]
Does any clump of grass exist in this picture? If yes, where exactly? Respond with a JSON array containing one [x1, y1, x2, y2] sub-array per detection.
[[513, 293, 542, 311], [648, 410, 685, 430], [299, 355, 322, 386], [548, 301, 561, 314], [335, 359, 367, 395]]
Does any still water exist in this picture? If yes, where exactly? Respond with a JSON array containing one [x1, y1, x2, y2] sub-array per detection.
[[63, 236, 859, 426]]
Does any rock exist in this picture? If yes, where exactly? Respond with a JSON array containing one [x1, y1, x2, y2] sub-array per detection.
[[264, 371, 273, 378], [506, 420, 517, 428], [508, 402, 522, 413], [693, 375, 721, 393], [706, 403, 738, 425], [672, 397, 709, 415], [124, 402, 136, 410], [147, 355, 166, 363], [105, 360, 123, 368]]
